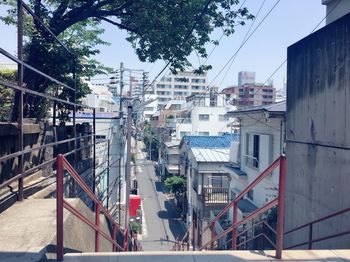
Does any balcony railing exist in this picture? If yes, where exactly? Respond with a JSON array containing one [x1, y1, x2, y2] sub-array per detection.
[[202, 187, 229, 204]]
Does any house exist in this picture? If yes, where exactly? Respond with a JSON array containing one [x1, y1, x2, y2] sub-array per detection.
[[227, 101, 286, 208], [179, 134, 239, 246], [162, 140, 181, 178]]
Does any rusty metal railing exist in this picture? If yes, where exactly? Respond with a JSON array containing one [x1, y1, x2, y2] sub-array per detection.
[[199, 155, 286, 258], [56, 154, 142, 261]]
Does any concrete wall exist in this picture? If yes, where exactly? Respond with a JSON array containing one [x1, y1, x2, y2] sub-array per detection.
[[323, 0, 350, 25], [285, 14, 350, 249]]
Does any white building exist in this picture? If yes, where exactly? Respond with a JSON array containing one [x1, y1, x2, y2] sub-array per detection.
[[226, 101, 286, 208], [81, 80, 118, 112], [155, 71, 208, 107], [166, 93, 236, 140], [142, 94, 158, 122]]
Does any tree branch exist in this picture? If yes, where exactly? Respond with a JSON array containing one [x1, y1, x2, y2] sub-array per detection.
[[97, 16, 141, 35]]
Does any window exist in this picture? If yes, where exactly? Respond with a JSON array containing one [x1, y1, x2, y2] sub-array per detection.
[[157, 84, 171, 89], [161, 77, 172, 82], [199, 114, 209, 121], [180, 131, 191, 138], [174, 85, 188, 89], [219, 114, 229, 121], [191, 78, 206, 83], [247, 190, 254, 200], [175, 77, 189, 82], [246, 134, 260, 168]]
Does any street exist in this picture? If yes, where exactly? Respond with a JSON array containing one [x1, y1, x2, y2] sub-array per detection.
[[135, 146, 186, 251]]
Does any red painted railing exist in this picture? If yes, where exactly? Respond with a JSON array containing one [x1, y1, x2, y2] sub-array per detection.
[[199, 155, 286, 258], [56, 154, 142, 260], [284, 207, 350, 250]]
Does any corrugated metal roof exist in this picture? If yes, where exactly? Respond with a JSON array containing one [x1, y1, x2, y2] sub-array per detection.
[[191, 148, 230, 162], [182, 134, 239, 148]]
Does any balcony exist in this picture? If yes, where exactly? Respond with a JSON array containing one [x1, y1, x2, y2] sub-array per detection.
[[202, 187, 229, 205]]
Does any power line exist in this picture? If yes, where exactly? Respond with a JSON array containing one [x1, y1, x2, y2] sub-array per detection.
[[144, 0, 213, 93], [218, 0, 267, 88], [208, 0, 281, 87], [203, 0, 248, 65]]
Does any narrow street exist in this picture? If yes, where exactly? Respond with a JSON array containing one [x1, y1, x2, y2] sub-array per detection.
[[135, 144, 186, 251]]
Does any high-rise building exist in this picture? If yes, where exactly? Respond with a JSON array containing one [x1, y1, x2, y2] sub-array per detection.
[[222, 72, 276, 108], [154, 71, 208, 107], [238, 71, 256, 86]]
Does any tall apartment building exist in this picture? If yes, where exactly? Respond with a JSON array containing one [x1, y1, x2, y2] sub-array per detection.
[[238, 71, 255, 86], [155, 71, 208, 107], [222, 72, 276, 108]]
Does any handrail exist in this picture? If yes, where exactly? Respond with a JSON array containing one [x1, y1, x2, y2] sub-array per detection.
[[56, 154, 142, 261], [284, 206, 350, 250], [201, 156, 281, 234], [198, 155, 286, 259]]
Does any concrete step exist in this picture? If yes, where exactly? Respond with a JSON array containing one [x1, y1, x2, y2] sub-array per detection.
[[0, 170, 55, 213], [63, 250, 350, 262], [0, 198, 114, 262]]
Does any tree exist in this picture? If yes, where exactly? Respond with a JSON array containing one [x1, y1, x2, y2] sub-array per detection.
[[164, 175, 186, 196], [1, 0, 253, 119], [0, 68, 16, 121]]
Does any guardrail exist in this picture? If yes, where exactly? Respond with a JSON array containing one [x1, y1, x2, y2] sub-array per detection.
[[56, 154, 142, 261], [199, 155, 286, 259]]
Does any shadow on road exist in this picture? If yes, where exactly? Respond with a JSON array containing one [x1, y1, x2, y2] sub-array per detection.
[[155, 181, 164, 192]]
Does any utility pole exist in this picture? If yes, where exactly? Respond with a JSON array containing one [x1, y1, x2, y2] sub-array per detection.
[[125, 105, 133, 229], [118, 62, 124, 225]]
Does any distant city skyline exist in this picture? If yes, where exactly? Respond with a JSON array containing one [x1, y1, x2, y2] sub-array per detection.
[[0, 1, 326, 92]]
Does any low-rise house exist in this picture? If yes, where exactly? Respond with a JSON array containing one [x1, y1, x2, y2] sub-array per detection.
[[179, 134, 239, 245], [226, 101, 286, 208]]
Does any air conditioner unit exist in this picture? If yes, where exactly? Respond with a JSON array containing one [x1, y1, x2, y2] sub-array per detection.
[[198, 185, 202, 195]]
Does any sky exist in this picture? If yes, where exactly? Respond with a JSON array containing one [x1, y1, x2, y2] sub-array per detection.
[[0, 0, 326, 91]]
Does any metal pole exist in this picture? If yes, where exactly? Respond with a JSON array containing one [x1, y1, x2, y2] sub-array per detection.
[[56, 154, 64, 261], [71, 60, 77, 197], [17, 0, 24, 202], [107, 140, 110, 210], [275, 155, 286, 259], [118, 62, 124, 225], [95, 203, 100, 252], [232, 201, 238, 250], [93, 108, 96, 196], [125, 106, 132, 228], [308, 224, 313, 250]]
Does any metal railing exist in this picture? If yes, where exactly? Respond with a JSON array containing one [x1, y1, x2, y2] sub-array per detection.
[[284, 207, 350, 250], [56, 154, 142, 261], [202, 187, 229, 204], [173, 229, 191, 251], [199, 155, 286, 258]]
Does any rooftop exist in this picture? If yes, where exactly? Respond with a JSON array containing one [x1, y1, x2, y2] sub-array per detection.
[[191, 148, 230, 163], [181, 134, 239, 149], [228, 101, 286, 117]]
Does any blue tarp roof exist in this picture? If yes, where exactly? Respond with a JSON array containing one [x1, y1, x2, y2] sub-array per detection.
[[181, 134, 239, 149]]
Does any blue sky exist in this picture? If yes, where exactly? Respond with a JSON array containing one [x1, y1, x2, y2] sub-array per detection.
[[0, 1, 326, 91]]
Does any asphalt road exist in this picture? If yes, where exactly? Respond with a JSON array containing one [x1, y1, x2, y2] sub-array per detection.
[[136, 148, 186, 251]]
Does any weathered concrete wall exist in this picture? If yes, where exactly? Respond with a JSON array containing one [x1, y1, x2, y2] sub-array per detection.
[[285, 13, 350, 249]]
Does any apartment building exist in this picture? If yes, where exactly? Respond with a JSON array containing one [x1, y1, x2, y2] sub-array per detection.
[[222, 83, 276, 108], [155, 71, 208, 107], [164, 93, 235, 140]]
